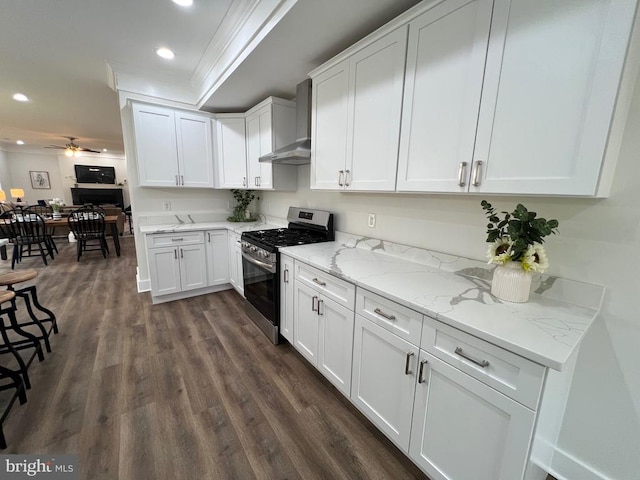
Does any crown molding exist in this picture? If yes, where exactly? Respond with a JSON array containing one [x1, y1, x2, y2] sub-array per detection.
[[106, 0, 298, 109]]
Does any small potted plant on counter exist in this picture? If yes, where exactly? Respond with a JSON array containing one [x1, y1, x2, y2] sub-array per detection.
[[481, 200, 559, 303], [227, 189, 259, 222]]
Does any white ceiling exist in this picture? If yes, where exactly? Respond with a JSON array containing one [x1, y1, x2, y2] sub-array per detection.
[[0, 0, 420, 155]]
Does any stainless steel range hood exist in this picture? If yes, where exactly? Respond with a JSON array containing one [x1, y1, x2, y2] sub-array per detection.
[[259, 79, 311, 165]]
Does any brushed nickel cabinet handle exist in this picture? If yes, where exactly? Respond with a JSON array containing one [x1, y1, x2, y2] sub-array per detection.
[[283, 268, 289, 283], [418, 359, 428, 383], [312, 295, 318, 312], [171, 238, 184, 242], [180, 248, 184, 259], [257, 176, 261, 186], [455, 347, 489, 368], [471, 160, 483, 187], [174, 249, 177, 259], [242, 176, 246, 187], [374, 307, 396, 320], [404, 351, 414, 375], [312, 278, 327, 287], [338, 170, 344, 187], [317, 299, 323, 315], [207, 232, 211, 242], [345, 169, 351, 187], [181, 175, 184, 186], [457, 161, 468, 187], [175, 175, 179, 186]]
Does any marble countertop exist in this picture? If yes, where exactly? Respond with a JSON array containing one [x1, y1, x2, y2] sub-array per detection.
[[280, 237, 602, 371], [139, 219, 282, 235]]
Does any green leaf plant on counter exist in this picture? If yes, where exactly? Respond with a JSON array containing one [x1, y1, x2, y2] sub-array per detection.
[[481, 200, 559, 273], [227, 189, 260, 222]]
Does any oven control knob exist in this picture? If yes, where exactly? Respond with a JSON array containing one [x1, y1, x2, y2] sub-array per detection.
[[250, 246, 257, 252]]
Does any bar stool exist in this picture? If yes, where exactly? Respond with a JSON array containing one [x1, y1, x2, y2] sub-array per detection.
[[0, 270, 57, 353], [0, 289, 28, 450]]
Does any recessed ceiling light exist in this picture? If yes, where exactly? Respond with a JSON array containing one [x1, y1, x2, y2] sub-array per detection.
[[156, 47, 175, 60], [103, 148, 108, 152], [172, 0, 193, 6], [13, 93, 29, 102], [16, 140, 24, 145]]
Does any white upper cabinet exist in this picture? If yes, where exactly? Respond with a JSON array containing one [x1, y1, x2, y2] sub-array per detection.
[[245, 98, 297, 191], [396, 0, 493, 192], [214, 115, 248, 189], [132, 102, 214, 188], [215, 98, 297, 191], [310, 27, 408, 191], [472, 0, 637, 196]]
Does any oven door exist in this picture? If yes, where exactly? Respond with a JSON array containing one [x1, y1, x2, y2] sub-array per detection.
[[242, 252, 278, 325]]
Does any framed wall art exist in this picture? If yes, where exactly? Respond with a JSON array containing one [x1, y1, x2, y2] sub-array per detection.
[[30, 171, 51, 189]]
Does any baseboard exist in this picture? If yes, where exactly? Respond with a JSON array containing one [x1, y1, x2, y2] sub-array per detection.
[[546, 447, 610, 480], [136, 268, 151, 293], [150, 283, 232, 304]]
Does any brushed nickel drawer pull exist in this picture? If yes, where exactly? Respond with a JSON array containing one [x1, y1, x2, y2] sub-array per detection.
[[418, 359, 428, 383], [455, 347, 489, 368], [312, 278, 327, 287], [174, 249, 177, 259], [404, 351, 414, 375], [284, 268, 289, 283], [471, 160, 483, 187], [317, 299, 323, 315], [374, 308, 396, 320], [180, 248, 184, 259], [171, 238, 184, 242], [457, 161, 468, 187]]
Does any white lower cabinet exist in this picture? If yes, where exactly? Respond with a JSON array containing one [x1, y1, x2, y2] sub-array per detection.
[[147, 233, 207, 296], [280, 254, 294, 342], [293, 273, 354, 396], [205, 230, 229, 286], [409, 350, 535, 480], [351, 313, 419, 452], [228, 231, 244, 296]]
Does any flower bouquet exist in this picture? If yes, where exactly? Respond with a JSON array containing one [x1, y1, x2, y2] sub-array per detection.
[[481, 200, 559, 302], [49, 198, 65, 219]]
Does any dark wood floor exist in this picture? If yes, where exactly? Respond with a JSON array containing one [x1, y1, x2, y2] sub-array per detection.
[[0, 237, 430, 479]]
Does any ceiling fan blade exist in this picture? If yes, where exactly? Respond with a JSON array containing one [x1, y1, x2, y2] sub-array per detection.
[[78, 147, 101, 153], [44, 145, 66, 149]]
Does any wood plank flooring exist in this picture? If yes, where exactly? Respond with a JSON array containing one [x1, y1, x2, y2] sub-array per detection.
[[0, 237, 557, 480]]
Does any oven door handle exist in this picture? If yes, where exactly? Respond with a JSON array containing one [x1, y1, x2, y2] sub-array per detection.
[[241, 251, 276, 273]]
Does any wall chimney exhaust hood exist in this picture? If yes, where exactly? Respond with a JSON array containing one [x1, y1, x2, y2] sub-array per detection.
[[259, 79, 311, 165]]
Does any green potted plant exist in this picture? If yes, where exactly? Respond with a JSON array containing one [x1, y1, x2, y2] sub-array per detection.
[[481, 200, 559, 302], [227, 189, 258, 222]]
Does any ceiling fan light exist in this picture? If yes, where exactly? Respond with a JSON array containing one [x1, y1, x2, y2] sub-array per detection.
[[12, 93, 29, 102], [172, 0, 193, 6], [16, 140, 24, 145], [65, 149, 73, 157], [74, 150, 82, 157]]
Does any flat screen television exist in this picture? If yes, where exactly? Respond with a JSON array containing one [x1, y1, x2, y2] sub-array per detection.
[[74, 165, 116, 184]]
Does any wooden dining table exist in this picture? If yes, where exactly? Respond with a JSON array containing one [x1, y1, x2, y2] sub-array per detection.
[[45, 215, 121, 257]]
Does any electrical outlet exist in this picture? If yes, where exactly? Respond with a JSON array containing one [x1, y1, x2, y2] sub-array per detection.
[[368, 213, 376, 228], [163, 201, 171, 211]]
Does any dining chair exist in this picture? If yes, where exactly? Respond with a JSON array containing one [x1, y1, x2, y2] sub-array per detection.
[[67, 206, 109, 261], [24, 205, 58, 257], [0, 210, 53, 269]]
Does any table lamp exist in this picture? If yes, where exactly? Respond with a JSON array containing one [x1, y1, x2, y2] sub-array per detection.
[[10, 188, 25, 202], [0, 190, 6, 202]]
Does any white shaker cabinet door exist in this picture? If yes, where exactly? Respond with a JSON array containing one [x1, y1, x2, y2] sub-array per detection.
[[311, 59, 350, 190], [347, 26, 407, 191], [351, 314, 419, 452], [396, 0, 493, 192], [215, 116, 248, 189], [206, 230, 229, 286], [175, 111, 214, 188], [410, 351, 535, 480], [473, 0, 637, 195], [317, 297, 354, 396], [293, 281, 320, 365], [148, 246, 181, 296], [133, 103, 179, 187], [178, 243, 207, 292]]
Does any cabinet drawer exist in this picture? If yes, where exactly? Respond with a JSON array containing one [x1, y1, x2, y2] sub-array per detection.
[[295, 261, 355, 310], [147, 231, 204, 248], [356, 287, 423, 346], [421, 317, 545, 410]]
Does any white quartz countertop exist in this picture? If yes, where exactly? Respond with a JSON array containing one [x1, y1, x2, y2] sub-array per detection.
[[139, 219, 282, 235], [280, 239, 602, 371]]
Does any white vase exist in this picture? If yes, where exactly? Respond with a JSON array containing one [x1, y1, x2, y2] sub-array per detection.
[[491, 261, 532, 303], [52, 211, 61, 220]]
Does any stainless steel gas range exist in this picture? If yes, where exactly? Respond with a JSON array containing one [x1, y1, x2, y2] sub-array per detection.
[[240, 207, 334, 344]]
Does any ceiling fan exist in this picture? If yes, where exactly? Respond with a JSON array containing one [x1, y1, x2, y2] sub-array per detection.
[[45, 136, 101, 157]]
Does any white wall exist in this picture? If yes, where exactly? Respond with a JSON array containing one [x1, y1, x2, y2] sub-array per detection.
[[258, 70, 640, 479], [0, 149, 129, 207]]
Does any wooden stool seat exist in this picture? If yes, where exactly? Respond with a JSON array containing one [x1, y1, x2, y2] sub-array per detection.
[[0, 291, 15, 305], [0, 270, 38, 286]]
